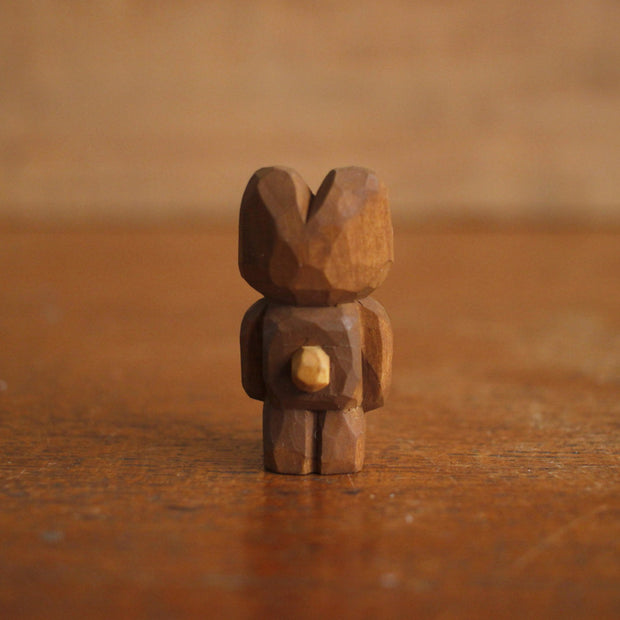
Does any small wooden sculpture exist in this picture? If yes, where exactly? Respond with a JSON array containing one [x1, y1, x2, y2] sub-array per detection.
[[239, 166, 393, 474]]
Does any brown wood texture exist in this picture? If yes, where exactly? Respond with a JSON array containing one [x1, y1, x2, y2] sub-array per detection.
[[1, 225, 619, 618], [359, 296, 393, 412], [239, 297, 268, 401], [262, 405, 365, 476]]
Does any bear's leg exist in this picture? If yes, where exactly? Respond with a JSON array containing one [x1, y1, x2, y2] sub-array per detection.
[[319, 407, 366, 474], [263, 401, 318, 474]]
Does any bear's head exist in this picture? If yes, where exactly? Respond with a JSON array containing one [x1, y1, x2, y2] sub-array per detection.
[[239, 166, 393, 306]]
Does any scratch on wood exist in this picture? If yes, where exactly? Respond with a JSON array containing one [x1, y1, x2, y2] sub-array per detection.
[[510, 504, 609, 572]]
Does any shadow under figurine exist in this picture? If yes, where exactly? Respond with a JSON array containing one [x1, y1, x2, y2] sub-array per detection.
[[239, 166, 393, 474]]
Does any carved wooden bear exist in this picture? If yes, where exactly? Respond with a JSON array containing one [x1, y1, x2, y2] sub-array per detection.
[[239, 166, 393, 474]]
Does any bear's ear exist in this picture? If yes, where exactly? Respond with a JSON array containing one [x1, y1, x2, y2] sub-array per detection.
[[238, 167, 312, 304], [241, 166, 312, 224], [305, 167, 393, 304]]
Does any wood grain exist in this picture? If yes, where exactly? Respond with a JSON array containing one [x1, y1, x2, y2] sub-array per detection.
[[0, 225, 618, 618]]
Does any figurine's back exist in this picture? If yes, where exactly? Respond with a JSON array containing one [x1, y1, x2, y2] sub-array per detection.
[[239, 166, 393, 474]]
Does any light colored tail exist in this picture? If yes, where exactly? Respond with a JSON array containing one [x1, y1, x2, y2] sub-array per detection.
[[291, 345, 330, 392]]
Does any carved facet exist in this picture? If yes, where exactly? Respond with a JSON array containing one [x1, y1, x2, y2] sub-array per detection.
[[239, 298, 268, 400], [359, 297, 393, 411], [320, 408, 366, 474]]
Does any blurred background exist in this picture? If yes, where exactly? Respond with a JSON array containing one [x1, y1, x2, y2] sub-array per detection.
[[1, 0, 618, 225]]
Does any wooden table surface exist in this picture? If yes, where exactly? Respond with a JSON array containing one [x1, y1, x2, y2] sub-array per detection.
[[1, 224, 618, 619]]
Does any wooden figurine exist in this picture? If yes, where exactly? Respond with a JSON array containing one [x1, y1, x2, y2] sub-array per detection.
[[239, 166, 393, 474]]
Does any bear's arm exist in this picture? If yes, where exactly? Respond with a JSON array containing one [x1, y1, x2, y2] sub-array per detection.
[[358, 297, 393, 411], [240, 298, 269, 401]]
